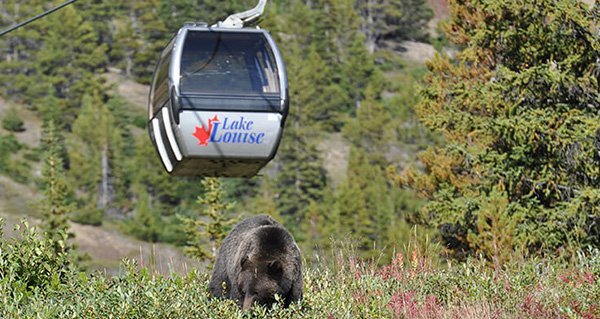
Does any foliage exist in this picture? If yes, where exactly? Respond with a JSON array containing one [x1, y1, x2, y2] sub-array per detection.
[[393, 0, 600, 261], [0, 0, 438, 265], [181, 178, 238, 262], [1, 222, 598, 318], [1, 107, 25, 132], [0, 132, 30, 183], [0, 133, 22, 172], [0, 219, 77, 295], [70, 207, 104, 226], [357, 0, 434, 52], [39, 120, 75, 253], [125, 188, 161, 242]]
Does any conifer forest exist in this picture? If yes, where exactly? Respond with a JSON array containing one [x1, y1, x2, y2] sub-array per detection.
[[0, 0, 598, 317]]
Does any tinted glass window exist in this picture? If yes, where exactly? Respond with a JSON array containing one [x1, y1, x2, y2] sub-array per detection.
[[180, 31, 280, 95], [150, 44, 172, 118]]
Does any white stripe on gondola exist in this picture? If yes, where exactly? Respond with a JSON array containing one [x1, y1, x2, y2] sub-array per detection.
[[162, 107, 183, 161], [152, 118, 173, 172]]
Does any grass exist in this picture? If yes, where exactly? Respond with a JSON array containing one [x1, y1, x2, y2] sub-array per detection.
[[1, 219, 598, 319]]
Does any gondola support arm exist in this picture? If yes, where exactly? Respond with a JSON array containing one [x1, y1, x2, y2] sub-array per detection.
[[213, 0, 267, 28]]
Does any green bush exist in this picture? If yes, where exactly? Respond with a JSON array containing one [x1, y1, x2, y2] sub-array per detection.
[[1, 218, 598, 318], [132, 114, 147, 129], [70, 206, 103, 226], [1, 107, 25, 132], [0, 133, 29, 182], [0, 220, 77, 294]]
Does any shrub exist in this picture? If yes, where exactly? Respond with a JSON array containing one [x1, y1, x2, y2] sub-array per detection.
[[1, 221, 598, 319], [0, 219, 77, 293], [132, 114, 147, 129], [0, 133, 29, 182], [70, 206, 103, 226], [1, 107, 25, 132]]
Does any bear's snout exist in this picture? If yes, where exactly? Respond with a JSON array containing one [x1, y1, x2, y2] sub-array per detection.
[[242, 295, 254, 310]]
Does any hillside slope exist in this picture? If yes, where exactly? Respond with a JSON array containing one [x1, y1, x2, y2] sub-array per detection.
[[1, 95, 199, 276]]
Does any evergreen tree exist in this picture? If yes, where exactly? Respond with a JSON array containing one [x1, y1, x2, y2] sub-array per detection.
[[38, 88, 68, 131], [1, 107, 25, 132], [291, 45, 349, 131], [36, 6, 108, 118], [39, 120, 74, 255], [341, 34, 385, 113], [357, 0, 433, 53], [335, 147, 394, 259], [314, 0, 361, 64], [68, 89, 125, 221], [275, 122, 328, 237], [273, 29, 330, 238], [130, 0, 169, 84], [78, 0, 119, 44], [128, 134, 187, 209], [181, 178, 237, 262], [247, 175, 281, 221], [394, 0, 600, 260], [301, 187, 338, 262], [0, 1, 48, 104], [111, 18, 141, 77], [0, 133, 24, 179], [105, 95, 134, 205], [343, 84, 392, 163], [37, 89, 71, 172], [128, 188, 161, 242]]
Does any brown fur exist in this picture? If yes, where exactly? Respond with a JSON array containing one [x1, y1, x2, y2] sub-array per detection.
[[208, 215, 303, 309]]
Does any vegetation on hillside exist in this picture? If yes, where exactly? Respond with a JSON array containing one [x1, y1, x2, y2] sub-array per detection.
[[391, 0, 599, 264], [0, 0, 598, 317], [1, 219, 598, 318], [0, 0, 436, 263]]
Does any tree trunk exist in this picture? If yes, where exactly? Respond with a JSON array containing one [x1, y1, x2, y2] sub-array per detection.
[[365, 0, 377, 54], [99, 145, 109, 209]]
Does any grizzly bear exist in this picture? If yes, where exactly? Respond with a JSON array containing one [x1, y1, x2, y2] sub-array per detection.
[[208, 215, 303, 310]]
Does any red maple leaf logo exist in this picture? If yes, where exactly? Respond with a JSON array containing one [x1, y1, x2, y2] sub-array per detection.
[[192, 115, 219, 146]]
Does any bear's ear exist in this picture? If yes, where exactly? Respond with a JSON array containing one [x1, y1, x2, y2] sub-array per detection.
[[267, 260, 283, 278], [240, 255, 249, 268]]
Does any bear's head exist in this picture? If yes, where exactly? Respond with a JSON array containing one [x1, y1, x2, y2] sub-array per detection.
[[237, 226, 297, 310]]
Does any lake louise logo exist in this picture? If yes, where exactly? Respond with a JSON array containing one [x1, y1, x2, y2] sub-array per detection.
[[192, 115, 266, 146]]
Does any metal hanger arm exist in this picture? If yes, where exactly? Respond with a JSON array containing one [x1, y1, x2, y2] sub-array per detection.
[[214, 0, 267, 28]]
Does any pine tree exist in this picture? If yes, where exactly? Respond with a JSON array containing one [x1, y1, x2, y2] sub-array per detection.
[[335, 147, 394, 259], [68, 88, 127, 221], [394, 0, 600, 260], [1, 107, 25, 132], [291, 45, 349, 131], [343, 84, 392, 163], [181, 178, 238, 262], [341, 34, 384, 113], [248, 175, 282, 221], [111, 11, 142, 77], [0, 1, 48, 104], [128, 133, 188, 209], [129, 188, 160, 242], [104, 95, 133, 206], [275, 122, 328, 237], [357, 0, 434, 53], [39, 120, 74, 255], [314, 0, 361, 64], [35, 5, 108, 118], [130, 0, 168, 84]]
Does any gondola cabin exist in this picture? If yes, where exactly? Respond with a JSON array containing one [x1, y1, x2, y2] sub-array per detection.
[[148, 24, 288, 177]]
